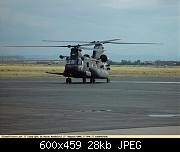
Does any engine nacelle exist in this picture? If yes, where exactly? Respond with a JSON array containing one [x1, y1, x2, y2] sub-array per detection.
[[59, 55, 69, 59], [59, 55, 64, 59], [83, 54, 90, 58]]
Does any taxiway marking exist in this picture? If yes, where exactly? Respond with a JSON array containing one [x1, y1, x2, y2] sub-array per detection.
[[112, 81, 180, 84]]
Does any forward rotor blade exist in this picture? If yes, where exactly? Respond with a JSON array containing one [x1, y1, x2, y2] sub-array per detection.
[[2, 45, 105, 51], [2, 45, 74, 48]]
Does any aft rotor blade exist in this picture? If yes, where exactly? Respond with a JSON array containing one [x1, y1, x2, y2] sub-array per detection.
[[87, 39, 121, 45], [80, 46, 106, 51], [43, 39, 121, 45], [98, 39, 121, 44], [43, 40, 91, 43], [109, 42, 160, 44]]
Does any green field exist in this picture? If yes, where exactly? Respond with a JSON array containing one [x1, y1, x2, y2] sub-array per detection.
[[110, 65, 180, 77], [0, 64, 179, 77]]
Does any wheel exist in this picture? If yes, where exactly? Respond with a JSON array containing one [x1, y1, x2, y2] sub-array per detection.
[[66, 78, 72, 84], [106, 78, 110, 83], [66, 78, 69, 83], [83, 77, 86, 83], [90, 78, 95, 83]]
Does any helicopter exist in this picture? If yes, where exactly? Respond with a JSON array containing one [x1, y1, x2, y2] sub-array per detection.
[[3, 39, 158, 83], [45, 39, 118, 83]]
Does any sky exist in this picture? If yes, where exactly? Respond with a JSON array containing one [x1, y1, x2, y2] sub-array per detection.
[[0, 0, 179, 61]]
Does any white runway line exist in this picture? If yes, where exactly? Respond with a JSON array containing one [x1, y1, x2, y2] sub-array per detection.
[[148, 114, 180, 118], [112, 81, 180, 84]]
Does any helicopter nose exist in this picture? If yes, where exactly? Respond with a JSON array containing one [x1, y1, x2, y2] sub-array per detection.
[[65, 64, 82, 74], [66, 64, 78, 71]]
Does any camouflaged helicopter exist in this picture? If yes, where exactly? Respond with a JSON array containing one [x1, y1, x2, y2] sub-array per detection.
[[44, 39, 117, 83], [44, 39, 157, 83], [3, 39, 157, 83]]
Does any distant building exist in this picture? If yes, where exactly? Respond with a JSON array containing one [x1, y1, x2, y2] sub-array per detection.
[[0, 56, 25, 63], [143, 61, 154, 65], [155, 60, 179, 66]]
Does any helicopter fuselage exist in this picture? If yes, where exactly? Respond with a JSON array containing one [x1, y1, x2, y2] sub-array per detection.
[[60, 46, 110, 83]]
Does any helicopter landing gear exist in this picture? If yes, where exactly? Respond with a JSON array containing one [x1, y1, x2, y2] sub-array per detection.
[[106, 78, 110, 83], [66, 78, 72, 84], [82, 77, 86, 83], [90, 77, 95, 83]]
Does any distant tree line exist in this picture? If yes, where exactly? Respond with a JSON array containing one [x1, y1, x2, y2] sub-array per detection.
[[108, 60, 180, 66], [0, 56, 180, 66]]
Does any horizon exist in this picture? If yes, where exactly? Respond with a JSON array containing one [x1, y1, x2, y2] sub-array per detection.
[[0, 54, 179, 62]]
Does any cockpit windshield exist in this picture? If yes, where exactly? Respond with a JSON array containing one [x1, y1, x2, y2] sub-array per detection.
[[66, 59, 82, 65]]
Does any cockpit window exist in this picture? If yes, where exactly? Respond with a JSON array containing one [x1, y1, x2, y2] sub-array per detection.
[[66, 59, 82, 65]]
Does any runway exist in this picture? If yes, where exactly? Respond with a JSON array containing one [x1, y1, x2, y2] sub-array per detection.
[[0, 77, 179, 134]]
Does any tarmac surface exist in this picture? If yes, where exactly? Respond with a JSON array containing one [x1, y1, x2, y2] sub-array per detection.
[[0, 77, 179, 134]]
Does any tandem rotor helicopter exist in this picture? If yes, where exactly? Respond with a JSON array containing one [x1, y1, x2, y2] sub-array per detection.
[[4, 39, 157, 83]]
